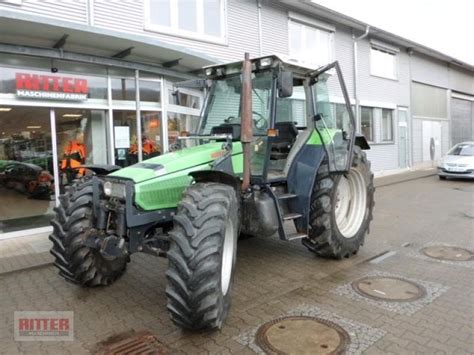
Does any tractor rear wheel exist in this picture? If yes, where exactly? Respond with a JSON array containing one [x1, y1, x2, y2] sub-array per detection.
[[49, 178, 128, 286], [306, 146, 374, 258], [166, 182, 239, 330]]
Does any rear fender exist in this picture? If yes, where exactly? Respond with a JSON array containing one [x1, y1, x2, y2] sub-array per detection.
[[286, 144, 326, 233], [355, 134, 370, 150]]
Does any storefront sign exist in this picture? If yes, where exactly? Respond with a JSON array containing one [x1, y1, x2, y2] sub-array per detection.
[[16, 73, 89, 101]]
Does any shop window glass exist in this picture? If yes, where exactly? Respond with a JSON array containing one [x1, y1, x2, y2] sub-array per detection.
[[141, 111, 163, 158], [113, 110, 137, 167], [361, 107, 374, 142], [169, 90, 200, 109], [56, 109, 108, 188], [167, 112, 200, 150], [140, 80, 161, 103], [0, 106, 55, 233], [111, 78, 136, 101]]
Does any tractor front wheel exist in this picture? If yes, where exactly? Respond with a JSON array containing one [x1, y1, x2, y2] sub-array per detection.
[[306, 146, 375, 258], [166, 182, 239, 330], [49, 178, 128, 286]]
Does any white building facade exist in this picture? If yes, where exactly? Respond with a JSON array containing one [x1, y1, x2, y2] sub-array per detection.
[[0, 0, 473, 237]]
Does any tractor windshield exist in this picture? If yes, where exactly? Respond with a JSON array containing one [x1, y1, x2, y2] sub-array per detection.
[[200, 70, 273, 136]]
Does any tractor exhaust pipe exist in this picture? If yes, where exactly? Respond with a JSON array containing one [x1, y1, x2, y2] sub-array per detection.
[[241, 52, 253, 191]]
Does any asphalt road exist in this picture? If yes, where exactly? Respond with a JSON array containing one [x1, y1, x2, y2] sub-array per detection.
[[0, 175, 472, 354]]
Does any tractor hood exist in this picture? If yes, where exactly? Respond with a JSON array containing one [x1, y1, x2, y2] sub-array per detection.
[[109, 142, 241, 183]]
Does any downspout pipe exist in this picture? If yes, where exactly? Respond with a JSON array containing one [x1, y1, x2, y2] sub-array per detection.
[[257, 0, 263, 56], [353, 25, 370, 132]]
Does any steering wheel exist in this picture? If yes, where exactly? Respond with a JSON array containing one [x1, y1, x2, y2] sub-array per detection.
[[252, 111, 267, 130], [225, 113, 267, 130], [225, 116, 238, 124]]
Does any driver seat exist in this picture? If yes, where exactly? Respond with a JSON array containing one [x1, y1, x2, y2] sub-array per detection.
[[270, 122, 299, 160]]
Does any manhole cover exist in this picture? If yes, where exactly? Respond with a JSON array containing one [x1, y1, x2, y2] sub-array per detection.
[[422, 246, 473, 261], [255, 316, 350, 355], [93, 330, 169, 355], [352, 276, 425, 302]]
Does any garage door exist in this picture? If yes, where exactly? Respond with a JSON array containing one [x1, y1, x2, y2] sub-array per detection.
[[451, 97, 474, 145]]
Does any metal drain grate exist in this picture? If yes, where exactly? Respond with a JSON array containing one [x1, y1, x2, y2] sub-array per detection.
[[94, 330, 169, 355], [422, 246, 473, 261], [352, 276, 426, 302], [255, 316, 350, 354]]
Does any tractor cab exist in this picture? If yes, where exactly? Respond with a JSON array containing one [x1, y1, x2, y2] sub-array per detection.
[[196, 55, 359, 182]]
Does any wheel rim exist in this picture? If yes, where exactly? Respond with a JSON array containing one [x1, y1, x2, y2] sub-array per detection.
[[334, 168, 367, 238], [221, 218, 235, 295]]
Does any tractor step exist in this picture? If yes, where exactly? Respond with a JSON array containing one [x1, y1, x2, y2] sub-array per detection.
[[287, 232, 307, 241], [277, 193, 298, 200], [283, 213, 302, 221]]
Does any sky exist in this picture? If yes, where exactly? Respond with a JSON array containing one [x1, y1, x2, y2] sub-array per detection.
[[313, 0, 474, 66]]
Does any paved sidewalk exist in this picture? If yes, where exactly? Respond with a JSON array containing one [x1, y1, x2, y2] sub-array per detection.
[[0, 174, 472, 354], [0, 233, 52, 275]]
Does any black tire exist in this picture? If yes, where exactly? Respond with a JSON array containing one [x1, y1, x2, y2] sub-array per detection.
[[439, 175, 447, 180], [166, 182, 239, 330], [49, 177, 128, 286], [306, 146, 375, 259]]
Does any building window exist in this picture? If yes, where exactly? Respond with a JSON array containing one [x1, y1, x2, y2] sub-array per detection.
[[360, 106, 374, 142], [145, 0, 225, 43], [370, 47, 397, 80], [289, 20, 334, 66], [381, 108, 393, 141]]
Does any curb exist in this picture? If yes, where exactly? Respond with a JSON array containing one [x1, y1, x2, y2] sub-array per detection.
[[374, 169, 436, 188], [0, 251, 53, 276]]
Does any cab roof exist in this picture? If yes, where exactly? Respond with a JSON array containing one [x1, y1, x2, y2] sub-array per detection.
[[203, 54, 325, 77]]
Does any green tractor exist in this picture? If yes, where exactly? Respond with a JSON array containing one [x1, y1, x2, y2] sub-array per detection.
[[50, 54, 374, 330]]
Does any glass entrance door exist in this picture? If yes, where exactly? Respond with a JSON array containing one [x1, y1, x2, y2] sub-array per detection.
[[0, 106, 55, 233], [55, 108, 108, 190]]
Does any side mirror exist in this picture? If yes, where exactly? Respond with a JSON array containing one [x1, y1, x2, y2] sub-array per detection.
[[278, 71, 293, 98], [313, 113, 323, 122]]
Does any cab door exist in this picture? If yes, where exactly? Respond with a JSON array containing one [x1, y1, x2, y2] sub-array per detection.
[[309, 62, 356, 172]]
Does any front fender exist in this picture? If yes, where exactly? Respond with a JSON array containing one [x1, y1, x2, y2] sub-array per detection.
[[82, 164, 122, 175], [189, 170, 241, 192]]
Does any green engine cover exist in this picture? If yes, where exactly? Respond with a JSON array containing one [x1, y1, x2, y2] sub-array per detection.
[[110, 142, 243, 210]]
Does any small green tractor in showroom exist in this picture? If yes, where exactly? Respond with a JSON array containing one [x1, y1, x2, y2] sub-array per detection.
[[50, 54, 374, 330]]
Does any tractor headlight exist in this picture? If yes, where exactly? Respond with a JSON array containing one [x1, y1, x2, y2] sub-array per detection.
[[205, 67, 214, 76], [103, 181, 112, 196], [103, 180, 126, 199]]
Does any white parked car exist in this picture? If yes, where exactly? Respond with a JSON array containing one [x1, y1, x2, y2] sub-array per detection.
[[437, 142, 474, 180]]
